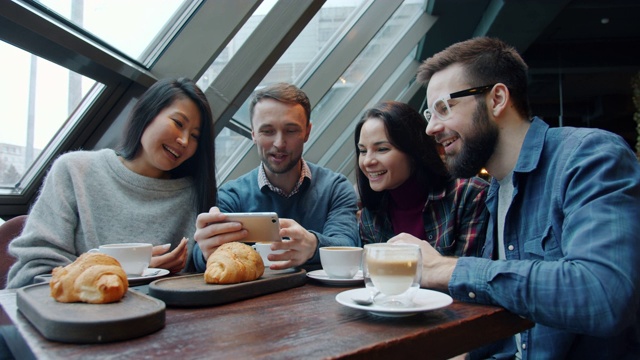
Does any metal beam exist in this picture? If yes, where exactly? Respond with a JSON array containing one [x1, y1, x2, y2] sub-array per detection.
[[299, 0, 404, 106], [474, 0, 571, 52], [207, 0, 326, 135], [0, 0, 155, 86], [151, 0, 261, 80], [306, 12, 437, 165]]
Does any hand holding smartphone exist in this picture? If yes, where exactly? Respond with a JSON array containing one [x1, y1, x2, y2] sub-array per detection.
[[224, 212, 281, 243]]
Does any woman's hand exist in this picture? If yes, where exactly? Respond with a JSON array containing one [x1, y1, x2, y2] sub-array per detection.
[[149, 237, 188, 273]]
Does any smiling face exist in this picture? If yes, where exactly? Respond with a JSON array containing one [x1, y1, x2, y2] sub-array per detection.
[[425, 64, 498, 178], [357, 117, 412, 192], [130, 96, 201, 178], [251, 98, 311, 186]]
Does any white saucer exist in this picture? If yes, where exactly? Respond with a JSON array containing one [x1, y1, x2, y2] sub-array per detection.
[[306, 269, 364, 286], [128, 268, 169, 285], [335, 288, 453, 317]]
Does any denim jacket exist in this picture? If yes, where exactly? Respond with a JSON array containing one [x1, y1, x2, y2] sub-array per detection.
[[451, 117, 640, 359]]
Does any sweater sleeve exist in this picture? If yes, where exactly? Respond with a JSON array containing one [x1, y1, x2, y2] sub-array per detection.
[[192, 245, 207, 272], [7, 155, 82, 288], [306, 174, 361, 263]]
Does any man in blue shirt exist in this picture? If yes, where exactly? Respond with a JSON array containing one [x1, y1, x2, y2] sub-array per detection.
[[390, 37, 640, 359], [193, 83, 359, 271]]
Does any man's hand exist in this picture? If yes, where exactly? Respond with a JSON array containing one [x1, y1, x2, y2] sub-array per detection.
[[194, 207, 248, 261], [267, 218, 317, 270], [388, 233, 457, 290]]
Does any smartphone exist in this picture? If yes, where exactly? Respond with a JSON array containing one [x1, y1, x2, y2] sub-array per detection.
[[224, 212, 281, 243]]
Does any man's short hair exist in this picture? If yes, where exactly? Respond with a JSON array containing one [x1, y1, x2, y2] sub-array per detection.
[[417, 37, 531, 119], [249, 83, 311, 127]]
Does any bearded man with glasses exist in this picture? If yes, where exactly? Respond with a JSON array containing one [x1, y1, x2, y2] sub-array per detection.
[[390, 37, 640, 360], [422, 84, 499, 180]]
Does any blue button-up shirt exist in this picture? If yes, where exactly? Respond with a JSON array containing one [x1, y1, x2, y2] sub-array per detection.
[[450, 117, 640, 359]]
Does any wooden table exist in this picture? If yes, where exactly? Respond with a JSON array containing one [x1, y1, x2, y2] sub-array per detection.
[[0, 281, 533, 360]]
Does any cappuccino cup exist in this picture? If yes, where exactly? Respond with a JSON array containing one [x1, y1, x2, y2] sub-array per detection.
[[319, 246, 363, 279], [363, 243, 421, 308], [89, 243, 152, 276]]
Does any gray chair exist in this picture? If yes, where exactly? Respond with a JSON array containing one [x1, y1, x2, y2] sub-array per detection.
[[0, 215, 27, 289]]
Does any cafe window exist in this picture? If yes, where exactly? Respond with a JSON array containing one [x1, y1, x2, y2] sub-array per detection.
[[31, 0, 194, 64], [208, 0, 369, 181], [0, 40, 100, 195], [309, 0, 424, 137]]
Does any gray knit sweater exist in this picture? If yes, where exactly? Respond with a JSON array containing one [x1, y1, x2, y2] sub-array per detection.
[[7, 149, 197, 288]]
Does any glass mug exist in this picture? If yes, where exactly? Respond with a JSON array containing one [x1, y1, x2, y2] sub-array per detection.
[[362, 243, 422, 308]]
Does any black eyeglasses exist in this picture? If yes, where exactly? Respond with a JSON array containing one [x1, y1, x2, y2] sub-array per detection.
[[423, 84, 495, 123]]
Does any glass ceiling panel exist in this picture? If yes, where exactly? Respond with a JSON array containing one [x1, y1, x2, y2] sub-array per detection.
[[33, 0, 190, 63], [262, 0, 368, 88], [309, 0, 425, 136], [318, 47, 421, 175], [364, 47, 419, 110], [215, 128, 253, 180], [211, 0, 368, 176], [197, 0, 277, 91], [0, 40, 99, 194]]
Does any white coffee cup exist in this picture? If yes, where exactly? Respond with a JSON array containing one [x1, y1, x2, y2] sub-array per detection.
[[319, 246, 363, 279], [363, 243, 422, 308], [89, 243, 153, 276], [252, 242, 286, 266]]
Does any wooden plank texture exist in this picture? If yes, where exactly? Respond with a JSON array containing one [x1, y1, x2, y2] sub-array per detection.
[[0, 283, 533, 359]]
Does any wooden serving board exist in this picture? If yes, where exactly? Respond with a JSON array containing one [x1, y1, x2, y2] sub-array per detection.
[[147, 268, 307, 307], [16, 283, 165, 343]]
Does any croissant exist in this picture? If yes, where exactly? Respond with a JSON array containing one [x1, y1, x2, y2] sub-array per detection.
[[50, 252, 128, 304], [204, 242, 264, 284]]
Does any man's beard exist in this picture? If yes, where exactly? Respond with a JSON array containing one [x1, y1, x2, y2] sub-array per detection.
[[446, 101, 499, 178]]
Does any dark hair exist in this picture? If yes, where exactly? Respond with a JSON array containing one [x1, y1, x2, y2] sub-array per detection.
[[417, 37, 531, 119], [249, 83, 311, 127], [119, 77, 216, 213], [354, 101, 450, 211]]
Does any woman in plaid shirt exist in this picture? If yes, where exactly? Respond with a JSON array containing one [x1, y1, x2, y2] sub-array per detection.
[[354, 101, 488, 257]]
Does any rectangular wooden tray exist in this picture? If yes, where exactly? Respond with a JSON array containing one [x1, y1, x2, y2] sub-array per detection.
[[147, 268, 307, 307], [16, 283, 165, 343]]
